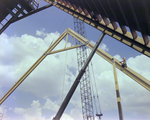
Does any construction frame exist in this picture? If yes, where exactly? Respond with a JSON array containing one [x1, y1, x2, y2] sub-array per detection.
[[0, 28, 149, 120]]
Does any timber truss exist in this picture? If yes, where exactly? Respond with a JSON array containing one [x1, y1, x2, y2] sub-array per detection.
[[0, 28, 150, 106], [45, 0, 150, 58]]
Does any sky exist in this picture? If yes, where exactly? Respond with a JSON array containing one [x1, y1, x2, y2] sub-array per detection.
[[0, 0, 150, 120]]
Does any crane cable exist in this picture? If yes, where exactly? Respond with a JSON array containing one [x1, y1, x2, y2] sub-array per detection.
[[91, 62, 102, 114], [87, 48, 102, 116], [48, 15, 69, 99], [90, 70, 98, 114], [49, 15, 68, 46], [45, 14, 68, 101], [62, 51, 68, 100]]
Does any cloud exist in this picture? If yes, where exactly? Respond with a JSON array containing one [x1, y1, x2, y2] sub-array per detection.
[[100, 43, 109, 52], [13, 99, 75, 120], [50, 113, 74, 120], [70, 108, 82, 120], [127, 54, 150, 80], [89, 53, 150, 120], [43, 98, 59, 112], [90, 41, 109, 52], [0, 31, 77, 99], [0, 106, 10, 120], [0, 30, 150, 120], [36, 29, 46, 36], [14, 100, 50, 120]]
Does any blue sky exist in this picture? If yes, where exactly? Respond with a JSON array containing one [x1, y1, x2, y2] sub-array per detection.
[[0, 1, 150, 120], [4, 1, 140, 59]]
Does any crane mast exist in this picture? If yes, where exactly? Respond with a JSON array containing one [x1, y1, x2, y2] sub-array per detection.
[[74, 17, 94, 120]]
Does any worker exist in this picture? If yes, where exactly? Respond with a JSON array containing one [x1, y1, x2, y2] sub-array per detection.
[[120, 57, 127, 68]]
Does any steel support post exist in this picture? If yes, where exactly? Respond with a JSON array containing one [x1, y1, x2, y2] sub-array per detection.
[[112, 58, 124, 120], [53, 32, 105, 120]]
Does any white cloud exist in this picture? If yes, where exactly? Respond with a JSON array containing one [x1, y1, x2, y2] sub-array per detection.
[[0, 106, 10, 120], [114, 54, 122, 61], [43, 98, 59, 112], [0, 31, 77, 99], [90, 41, 109, 52], [0, 31, 150, 120], [14, 100, 51, 120], [60, 114, 74, 120], [13, 99, 75, 120], [70, 108, 82, 120], [100, 43, 109, 52], [127, 54, 150, 80], [36, 29, 46, 36], [50, 113, 74, 120], [89, 53, 150, 120]]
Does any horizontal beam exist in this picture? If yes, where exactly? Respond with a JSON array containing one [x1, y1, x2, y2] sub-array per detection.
[[44, 0, 150, 57], [45, 43, 88, 55], [67, 28, 150, 91]]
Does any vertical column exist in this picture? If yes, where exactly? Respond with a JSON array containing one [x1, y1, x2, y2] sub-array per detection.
[[112, 58, 124, 120]]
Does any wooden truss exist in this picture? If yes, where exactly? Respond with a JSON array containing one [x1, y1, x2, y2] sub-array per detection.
[[0, 28, 150, 105]]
